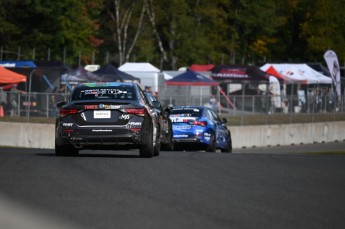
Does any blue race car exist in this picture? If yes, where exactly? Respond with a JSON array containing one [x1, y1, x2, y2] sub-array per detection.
[[169, 106, 232, 152]]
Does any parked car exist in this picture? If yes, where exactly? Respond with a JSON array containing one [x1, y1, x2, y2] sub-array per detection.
[[55, 82, 161, 157], [169, 106, 232, 152], [144, 91, 174, 151]]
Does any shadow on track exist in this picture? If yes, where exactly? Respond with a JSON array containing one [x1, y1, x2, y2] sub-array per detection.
[[35, 151, 142, 159]]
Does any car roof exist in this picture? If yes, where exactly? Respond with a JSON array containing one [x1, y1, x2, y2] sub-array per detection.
[[172, 106, 205, 110]]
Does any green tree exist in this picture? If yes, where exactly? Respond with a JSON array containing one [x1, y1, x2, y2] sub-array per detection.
[[150, 0, 231, 68], [300, 0, 345, 61], [226, 0, 279, 64], [0, 0, 29, 59], [100, 0, 146, 65], [1, 0, 102, 64], [191, 0, 232, 65]]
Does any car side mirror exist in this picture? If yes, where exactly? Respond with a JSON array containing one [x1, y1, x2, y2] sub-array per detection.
[[56, 101, 67, 109]]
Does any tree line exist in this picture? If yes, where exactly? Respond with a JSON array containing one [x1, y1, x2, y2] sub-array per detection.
[[1, 0, 344, 70]]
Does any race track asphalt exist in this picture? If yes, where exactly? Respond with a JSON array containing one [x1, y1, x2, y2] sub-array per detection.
[[0, 142, 345, 229]]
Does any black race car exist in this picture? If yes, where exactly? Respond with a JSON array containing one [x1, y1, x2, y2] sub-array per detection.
[[55, 82, 161, 157], [143, 92, 174, 151]]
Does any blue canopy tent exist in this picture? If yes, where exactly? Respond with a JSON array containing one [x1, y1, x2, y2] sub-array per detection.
[[166, 70, 219, 86], [166, 70, 219, 106], [0, 61, 36, 68]]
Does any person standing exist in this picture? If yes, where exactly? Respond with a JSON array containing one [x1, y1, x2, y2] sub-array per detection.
[[0, 87, 7, 117], [9, 84, 26, 116]]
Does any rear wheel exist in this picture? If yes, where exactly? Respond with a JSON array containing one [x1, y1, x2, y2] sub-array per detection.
[[154, 126, 160, 156], [221, 135, 232, 153], [154, 141, 160, 156], [166, 134, 174, 151], [162, 132, 174, 151], [55, 143, 79, 156], [206, 133, 216, 152], [139, 124, 154, 158]]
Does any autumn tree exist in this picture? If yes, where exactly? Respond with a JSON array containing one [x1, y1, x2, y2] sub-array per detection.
[[0, 0, 102, 64], [300, 0, 345, 61], [225, 0, 279, 64]]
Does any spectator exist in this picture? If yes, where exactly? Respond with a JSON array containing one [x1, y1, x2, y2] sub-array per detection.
[[144, 86, 152, 93], [205, 95, 218, 111], [9, 84, 26, 116], [0, 87, 7, 107], [0, 87, 7, 116], [49, 87, 60, 117]]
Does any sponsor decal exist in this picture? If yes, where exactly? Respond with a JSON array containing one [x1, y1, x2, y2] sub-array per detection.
[[92, 129, 113, 132], [105, 105, 121, 109], [94, 110, 111, 119], [84, 105, 98, 109], [86, 104, 121, 110], [128, 122, 141, 126], [82, 88, 129, 96], [204, 132, 211, 140], [324, 50, 342, 99], [174, 125, 191, 129], [119, 114, 131, 120], [174, 134, 188, 138], [81, 113, 86, 121], [213, 69, 248, 79]]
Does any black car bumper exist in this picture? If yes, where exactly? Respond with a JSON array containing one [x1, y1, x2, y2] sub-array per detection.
[[56, 129, 144, 149]]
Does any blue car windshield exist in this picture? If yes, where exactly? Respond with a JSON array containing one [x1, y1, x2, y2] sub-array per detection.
[[72, 86, 136, 100], [170, 108, 202, 117]]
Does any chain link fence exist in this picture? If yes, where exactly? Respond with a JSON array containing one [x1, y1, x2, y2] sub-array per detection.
[[1, 89, 344, 126]]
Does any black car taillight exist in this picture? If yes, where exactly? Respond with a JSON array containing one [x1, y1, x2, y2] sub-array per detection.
[[124, 108, 147, 117], [59, 109, 79, 117]]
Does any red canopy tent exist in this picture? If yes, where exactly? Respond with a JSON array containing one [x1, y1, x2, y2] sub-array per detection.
[[189, 64, 215, 72], [262, 65, 307, 84], [0, 66, 27, 84]]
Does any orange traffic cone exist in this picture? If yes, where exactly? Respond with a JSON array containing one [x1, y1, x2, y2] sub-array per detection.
[[0, 105, 4, 117]]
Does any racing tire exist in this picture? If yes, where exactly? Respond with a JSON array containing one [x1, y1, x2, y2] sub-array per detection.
[[162, 132, 174, 151], [154, 126, 160, 156], [55, 143, 79, 156], [206, 133, 216, 152], [221, 134, 233, 153], [154, 141, 160, 156], [166, 135, 175, 151], [139, 125, 154, 158]]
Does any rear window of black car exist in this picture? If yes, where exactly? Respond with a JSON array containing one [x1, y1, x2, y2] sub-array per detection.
[[170, 108, 202, 117], [72, 86, 136, 100]]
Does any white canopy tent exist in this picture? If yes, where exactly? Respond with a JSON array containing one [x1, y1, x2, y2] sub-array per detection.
[[119, 62, 160, 72], [261, 63, 332, 84], [119, 62, 172, 80], [118, 62, 168, 95]]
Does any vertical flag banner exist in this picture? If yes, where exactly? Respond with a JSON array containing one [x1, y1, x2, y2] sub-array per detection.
[[324, 50, 341, 99]]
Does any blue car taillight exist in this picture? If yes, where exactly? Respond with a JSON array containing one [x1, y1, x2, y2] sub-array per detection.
[[189, 121, 207, 126]]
